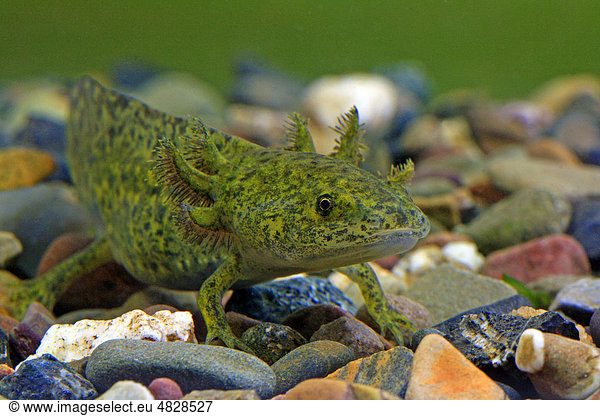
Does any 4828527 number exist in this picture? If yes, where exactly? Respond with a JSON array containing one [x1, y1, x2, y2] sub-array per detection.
[[157, 400, 212, 412]]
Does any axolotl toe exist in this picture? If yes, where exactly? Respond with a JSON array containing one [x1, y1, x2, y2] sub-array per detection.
[[5, 77, 429, 352]]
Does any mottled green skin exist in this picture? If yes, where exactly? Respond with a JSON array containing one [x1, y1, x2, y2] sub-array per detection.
[[5, 77, 429, 351]]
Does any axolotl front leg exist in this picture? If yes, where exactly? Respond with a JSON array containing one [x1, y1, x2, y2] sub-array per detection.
[[337, 263, 416, 346]]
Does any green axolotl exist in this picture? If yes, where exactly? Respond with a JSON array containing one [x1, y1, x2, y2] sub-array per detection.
[[3, 77, 429, 351]]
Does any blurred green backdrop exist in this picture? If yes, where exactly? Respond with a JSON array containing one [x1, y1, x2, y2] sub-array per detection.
[[1, 1, 599, 99]]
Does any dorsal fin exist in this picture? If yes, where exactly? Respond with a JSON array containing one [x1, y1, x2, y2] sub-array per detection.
[[387, 159, 415, 186], [283, 113, 317, 153], [329, 106, 366, 166]]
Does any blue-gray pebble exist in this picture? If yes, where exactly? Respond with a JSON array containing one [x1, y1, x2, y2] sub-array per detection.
[[85, 339, 275, 398], [0, 354, 97, 399]]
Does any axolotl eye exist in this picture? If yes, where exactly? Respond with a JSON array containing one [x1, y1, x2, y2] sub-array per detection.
[[316, 194, 334, 216]]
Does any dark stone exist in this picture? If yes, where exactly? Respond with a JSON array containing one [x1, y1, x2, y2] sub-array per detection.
[[549, 278, 600, 325], [497, 381, 523, 400], [0, 329, 10, 367], [281, 304, 355, 340], [226, 276, 356, 323], [270, 340, 354, 396], [409, 327, 445, 351], [225, 311, 261, 338], [241, 323, 307, 365], [0, 354, 97, 399], [85, 339, 275, 398], [589, 308, 600, 347], [568, 198, 600, 270], [111, 60, 161, 90], [310, 316, 385, 359], [9, 302, 55, 362]]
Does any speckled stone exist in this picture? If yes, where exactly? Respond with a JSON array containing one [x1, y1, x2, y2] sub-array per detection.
[[310, 316, 386, 358], [148, 377, 183, 400], [454, 187, 572, 255], [404, 264, 516, 324], [481, 234, 591, 283], [270, 340, 354, 396], [591, 309, 600, 347], [9, 302, 55, 362], [97, 380, 154, 400], [0, 329, 10, 367], [280, 304, 355, 340], [226, 276, 356, 323], [183, 389, 260, 400], [284, 378, 401, 400], [0, 147, 56, 191], [405, 334, 507, 400], [86, 339, 275, 398], [0, 354, 97, 399], [549, 277, 600, 324], [240, 322, 307, 365], [326, 346, 414, 398]]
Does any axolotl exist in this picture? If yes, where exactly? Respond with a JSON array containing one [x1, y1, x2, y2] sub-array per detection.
[[3, 77, 429, 351]]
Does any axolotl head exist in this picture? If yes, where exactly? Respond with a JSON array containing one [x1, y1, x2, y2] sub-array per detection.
[[219, 149, 430, 274]]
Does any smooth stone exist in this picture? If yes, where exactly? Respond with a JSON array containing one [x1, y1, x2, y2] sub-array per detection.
[[183, 389, 260, 400], [148, 377, 183, 400], [454, 188, 571, 255], [529, 274, 590, 300], [97, 380, 154, 400], [36, 233, 146, 315], [86, 339, 275, 398], [9, 302, 55, 362], [280, 304, 355, 340], [225, 311, 261, 338], [270, 340, 354, 396], [568, 198, 600, 269], [0, 231, 22, 269], [515, 328, 600, 399], [0, 181, 94, 278], [284, 378, 401, 400], [0, 354, 97, 399], [404, 264, 517, 324], [240, 323, 307, 365], [310, 316, 386, 359], [527, 138, 581, 165], [413, 188, 477, 229], [0, 146, 56, 191], [29, 309, 196, 362], [591, 309, 600, 347], [326, 346, 414, 398], [226, 276, 356, 323], [531, 74, 600, 115], [405, 334, 507, 400], [481, 234, 591, 283], [429, 310, 579, 370], [355, 294, 433, 344], [548, 101, 600, 163], [224, 104, 288, 147], [488, 155, 600, 199], [549, 278, 600, 325]]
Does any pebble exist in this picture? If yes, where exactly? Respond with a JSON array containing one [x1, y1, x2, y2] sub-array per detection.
[[226, 276, 356, 323], [335, 263, 409, 307], [225, 311, 261, 338], [36, 233, 146, 315], [527, 138, 581, 165], [0, 231, 22, 269], [591, 309, 600, 347], [0, 181, 94, 278], [405, 334, 507, 400], [0, 354, 97, 399], [28, 309, 196, 362], [532, 74, 600, 115], [515, 328, 600, 399], [224, 104, 288, 147], [481, 234, 591, 283], [0, 146, 56, 191], [280, 304, 355, 340], [413, 188, 476, 229], [240, 322, 307, 365], [355, 294, 433, 344], [326, 346, 414, 398], [568, 198, 600, 270], [97, 380, 154, 400], [404, 264, 516, 324], [0, 329, 10, 367], [284, 378, 401, 400], [270, 340, 354, 396], [310, 316, 386, 359], [0, 364, 14, 379], [454, 187, 572, 255], [488, 155, 600, 199], [183, 389, 260, 400], [9, 302, 55, 362], [85, 339, 275, 398], [148, 377, 183, 400], [549, 277, 600, 324]]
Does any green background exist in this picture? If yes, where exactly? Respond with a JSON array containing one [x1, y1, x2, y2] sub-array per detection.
[[2, 1, 599, 99]]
